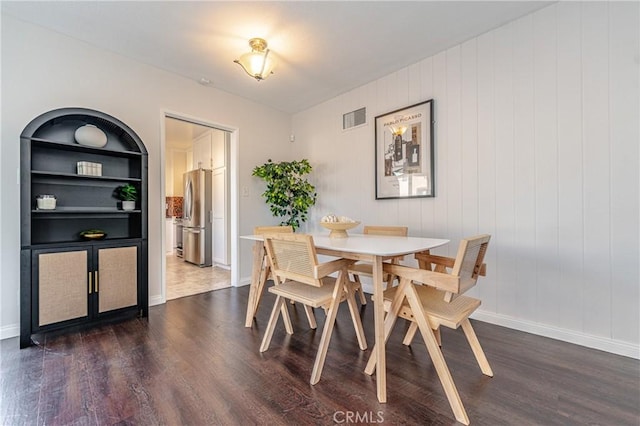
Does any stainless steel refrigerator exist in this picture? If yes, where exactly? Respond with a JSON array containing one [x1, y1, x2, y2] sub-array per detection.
[[182, 168, 213, 267]]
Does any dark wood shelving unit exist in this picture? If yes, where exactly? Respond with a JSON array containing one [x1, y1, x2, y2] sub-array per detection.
[[20, 107, 148, 348]]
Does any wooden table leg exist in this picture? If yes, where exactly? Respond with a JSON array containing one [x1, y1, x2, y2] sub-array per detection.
[[254, 258, 270, 317], [364, 277, 408, 375], [372, 255, 386, 403], [245, 241, 266, 327]]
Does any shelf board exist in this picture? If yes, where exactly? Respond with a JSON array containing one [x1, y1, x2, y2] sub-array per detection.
[[31, 170, 141, 182], [27, 137, 143, 157], [27, 237, 143, 250], [32, 207, 141, 215]]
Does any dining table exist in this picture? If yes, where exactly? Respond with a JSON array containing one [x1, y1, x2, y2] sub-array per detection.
[[240, 231, 449, 403]]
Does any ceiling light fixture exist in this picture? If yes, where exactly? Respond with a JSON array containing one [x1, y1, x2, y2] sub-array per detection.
[[234, 38, 276, 81]]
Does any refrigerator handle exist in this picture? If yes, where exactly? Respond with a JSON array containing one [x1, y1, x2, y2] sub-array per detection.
[[184, 178, 192, 221]]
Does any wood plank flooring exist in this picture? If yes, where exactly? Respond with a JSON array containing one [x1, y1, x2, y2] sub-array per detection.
[[2, 286, 639, 425]]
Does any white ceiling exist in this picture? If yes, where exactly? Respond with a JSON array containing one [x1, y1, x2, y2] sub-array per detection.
[[2, 1, 551, 114], [165, 117, 213, 151]]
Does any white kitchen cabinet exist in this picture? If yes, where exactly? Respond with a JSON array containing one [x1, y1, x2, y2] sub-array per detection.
[[212, 168, 228, 265], [192, 129, 226, 170], [211, 130, 226, 169], [192, 130, 212, 170], [165, 218, 174, 254]]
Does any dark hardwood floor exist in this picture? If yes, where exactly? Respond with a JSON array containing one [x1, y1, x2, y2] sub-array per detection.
[[2, 286, 639, 425]]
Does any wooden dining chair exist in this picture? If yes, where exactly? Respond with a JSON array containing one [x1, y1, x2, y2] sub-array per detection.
[[348, 225, 408, 304], [245, 226, 293, 328], [253, 225, 293, 290], [260, 233, 367, 385], [364, 234, 492, 426], [402, 234, 489, 346]]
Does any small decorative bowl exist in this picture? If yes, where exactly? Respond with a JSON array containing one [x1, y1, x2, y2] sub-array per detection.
[[320, 221, 360, 238], [80, 230, 107, 240], [81, 233, 106, 240]]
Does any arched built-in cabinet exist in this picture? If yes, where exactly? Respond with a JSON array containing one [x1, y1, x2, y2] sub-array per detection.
[[20, 108, 148, 348]]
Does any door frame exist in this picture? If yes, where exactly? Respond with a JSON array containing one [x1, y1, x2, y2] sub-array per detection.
[[159, 110, 239, 303]]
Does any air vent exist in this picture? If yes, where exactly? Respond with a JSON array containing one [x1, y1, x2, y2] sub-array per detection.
[[343, 107, 366, 130]]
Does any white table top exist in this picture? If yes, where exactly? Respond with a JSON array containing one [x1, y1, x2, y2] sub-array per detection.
[[240, 233, 449, 257]]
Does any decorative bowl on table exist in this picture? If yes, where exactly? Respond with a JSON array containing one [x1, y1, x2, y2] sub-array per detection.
[[320, 215, 360, 238]]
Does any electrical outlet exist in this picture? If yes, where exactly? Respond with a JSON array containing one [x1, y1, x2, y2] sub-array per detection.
[[242, 186, 249, 197]]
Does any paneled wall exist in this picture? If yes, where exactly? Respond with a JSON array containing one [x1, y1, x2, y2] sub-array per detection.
[[293, 2, 639, 357]]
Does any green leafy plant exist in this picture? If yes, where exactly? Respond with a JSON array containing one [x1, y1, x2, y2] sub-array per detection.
[[114, 183, 138, 201], [252, 159, 317, 231]]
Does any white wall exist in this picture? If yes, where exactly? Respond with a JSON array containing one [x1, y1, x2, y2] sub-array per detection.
[[0, 14, 291, 338], [166, 149, 188, 197], [293, 2, 639, 358]]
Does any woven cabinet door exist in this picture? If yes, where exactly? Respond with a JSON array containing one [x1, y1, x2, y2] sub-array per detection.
[[37, 250, 89, 326], [97, 245, 138, 313]]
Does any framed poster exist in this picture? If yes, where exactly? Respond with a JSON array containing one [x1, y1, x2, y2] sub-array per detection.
[[375, 99, 434, 199]]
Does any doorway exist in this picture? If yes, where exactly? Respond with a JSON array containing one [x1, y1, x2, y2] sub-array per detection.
[[162, 113, 236, 301]]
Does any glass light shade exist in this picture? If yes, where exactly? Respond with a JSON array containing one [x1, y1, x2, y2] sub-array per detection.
[[235, 49, 276, 81]]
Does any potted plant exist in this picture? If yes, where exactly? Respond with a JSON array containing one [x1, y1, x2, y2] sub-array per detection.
[[252, 159, 317, 231], [114, 183, 137, 210]]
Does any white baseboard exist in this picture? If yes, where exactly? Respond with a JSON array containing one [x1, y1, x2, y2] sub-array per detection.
[[149, 295, 165, 306], [236, 276, 251, 287], [359, 282, 639, 360], [1, 323, 20, 340], [471, 310, 639, 360]]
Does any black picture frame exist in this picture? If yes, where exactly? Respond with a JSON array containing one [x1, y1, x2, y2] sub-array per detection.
[[375, 99, 435, 199]]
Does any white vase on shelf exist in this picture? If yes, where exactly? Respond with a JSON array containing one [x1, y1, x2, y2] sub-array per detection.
[[74, 124, 107, 148]]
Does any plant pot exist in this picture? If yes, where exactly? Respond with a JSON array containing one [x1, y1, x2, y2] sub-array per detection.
[[121, 200, 135, 211]]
